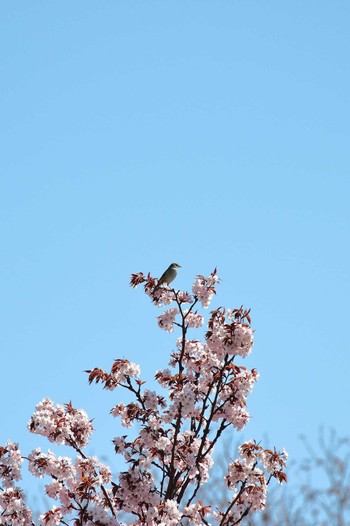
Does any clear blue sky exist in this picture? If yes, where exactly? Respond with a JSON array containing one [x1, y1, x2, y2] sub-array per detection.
[[1, 0, 350, 495]]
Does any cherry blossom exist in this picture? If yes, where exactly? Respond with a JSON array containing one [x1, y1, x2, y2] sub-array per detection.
[[0, 441, 23, 488], [184, 310, 204, 328], [157, 308, 179, 332], [0, 486, 33, 526], [28, 399, 93, 448], [192, 269, 219, 308]]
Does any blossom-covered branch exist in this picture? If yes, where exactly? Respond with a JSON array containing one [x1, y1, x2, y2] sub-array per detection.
[[0, 268, 287, 525]]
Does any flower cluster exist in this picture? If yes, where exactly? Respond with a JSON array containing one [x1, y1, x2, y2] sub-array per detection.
[[0, 486, 33, 526], [218, 441, 288, 522], [0, 269, 287, 525], [205, 306, 254, 360], [86, 359, 140, 391], [28, 399, 94, 449], [192, 268, 220, 308], [157, 308, 179, 332], [27, 448, 115, 525], [0, 442, 33, 526], [130, 271, 176, 307], [184, 310, 204, 328], [0, 441, 22, 488]]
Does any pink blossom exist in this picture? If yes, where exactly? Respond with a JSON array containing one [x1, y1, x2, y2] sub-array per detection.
[[152, 288, 175, 307], [214, 403, 251, 430], [88, 505, 120, 525], [155, 368, 172, 388], [183, 502, 211, 525], [157, 308, 179, 332], [192, 278, 215, 308], [191, 269, 219, 308], [115, 466, 159, 515], [28, 399, 93, 449], [111, 360, 141, 384], [243, 482, 267, 511], [112, 436, 127, 454], [232, 324, 254, 357], [75, 456, 112, 485], [0, 487, 33, 526], [259, 447, 288, 477], [28, 448, 74, 480], [111, 403, 135, 427], [142, 389, 161, 411], [226, 458, 263, 488], [184, 311, 204, 328], [160, 499, 182, 525], [0, 441, 23, 488], [177, 291, 193, 303], [39, 506, 62, 525]]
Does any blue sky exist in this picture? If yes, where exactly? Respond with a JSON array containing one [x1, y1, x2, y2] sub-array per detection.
[[1, 0, 350, 498]]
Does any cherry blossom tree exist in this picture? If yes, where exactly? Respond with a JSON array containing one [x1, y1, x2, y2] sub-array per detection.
[[202, 427, 350, 526], [0, 269, 287, 525]]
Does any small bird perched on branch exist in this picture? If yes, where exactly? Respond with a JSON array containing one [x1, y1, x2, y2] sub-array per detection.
[[158, 263, 181, 287]]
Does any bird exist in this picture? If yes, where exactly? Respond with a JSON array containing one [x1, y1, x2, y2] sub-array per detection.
[[157, 263, 181, 287]]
